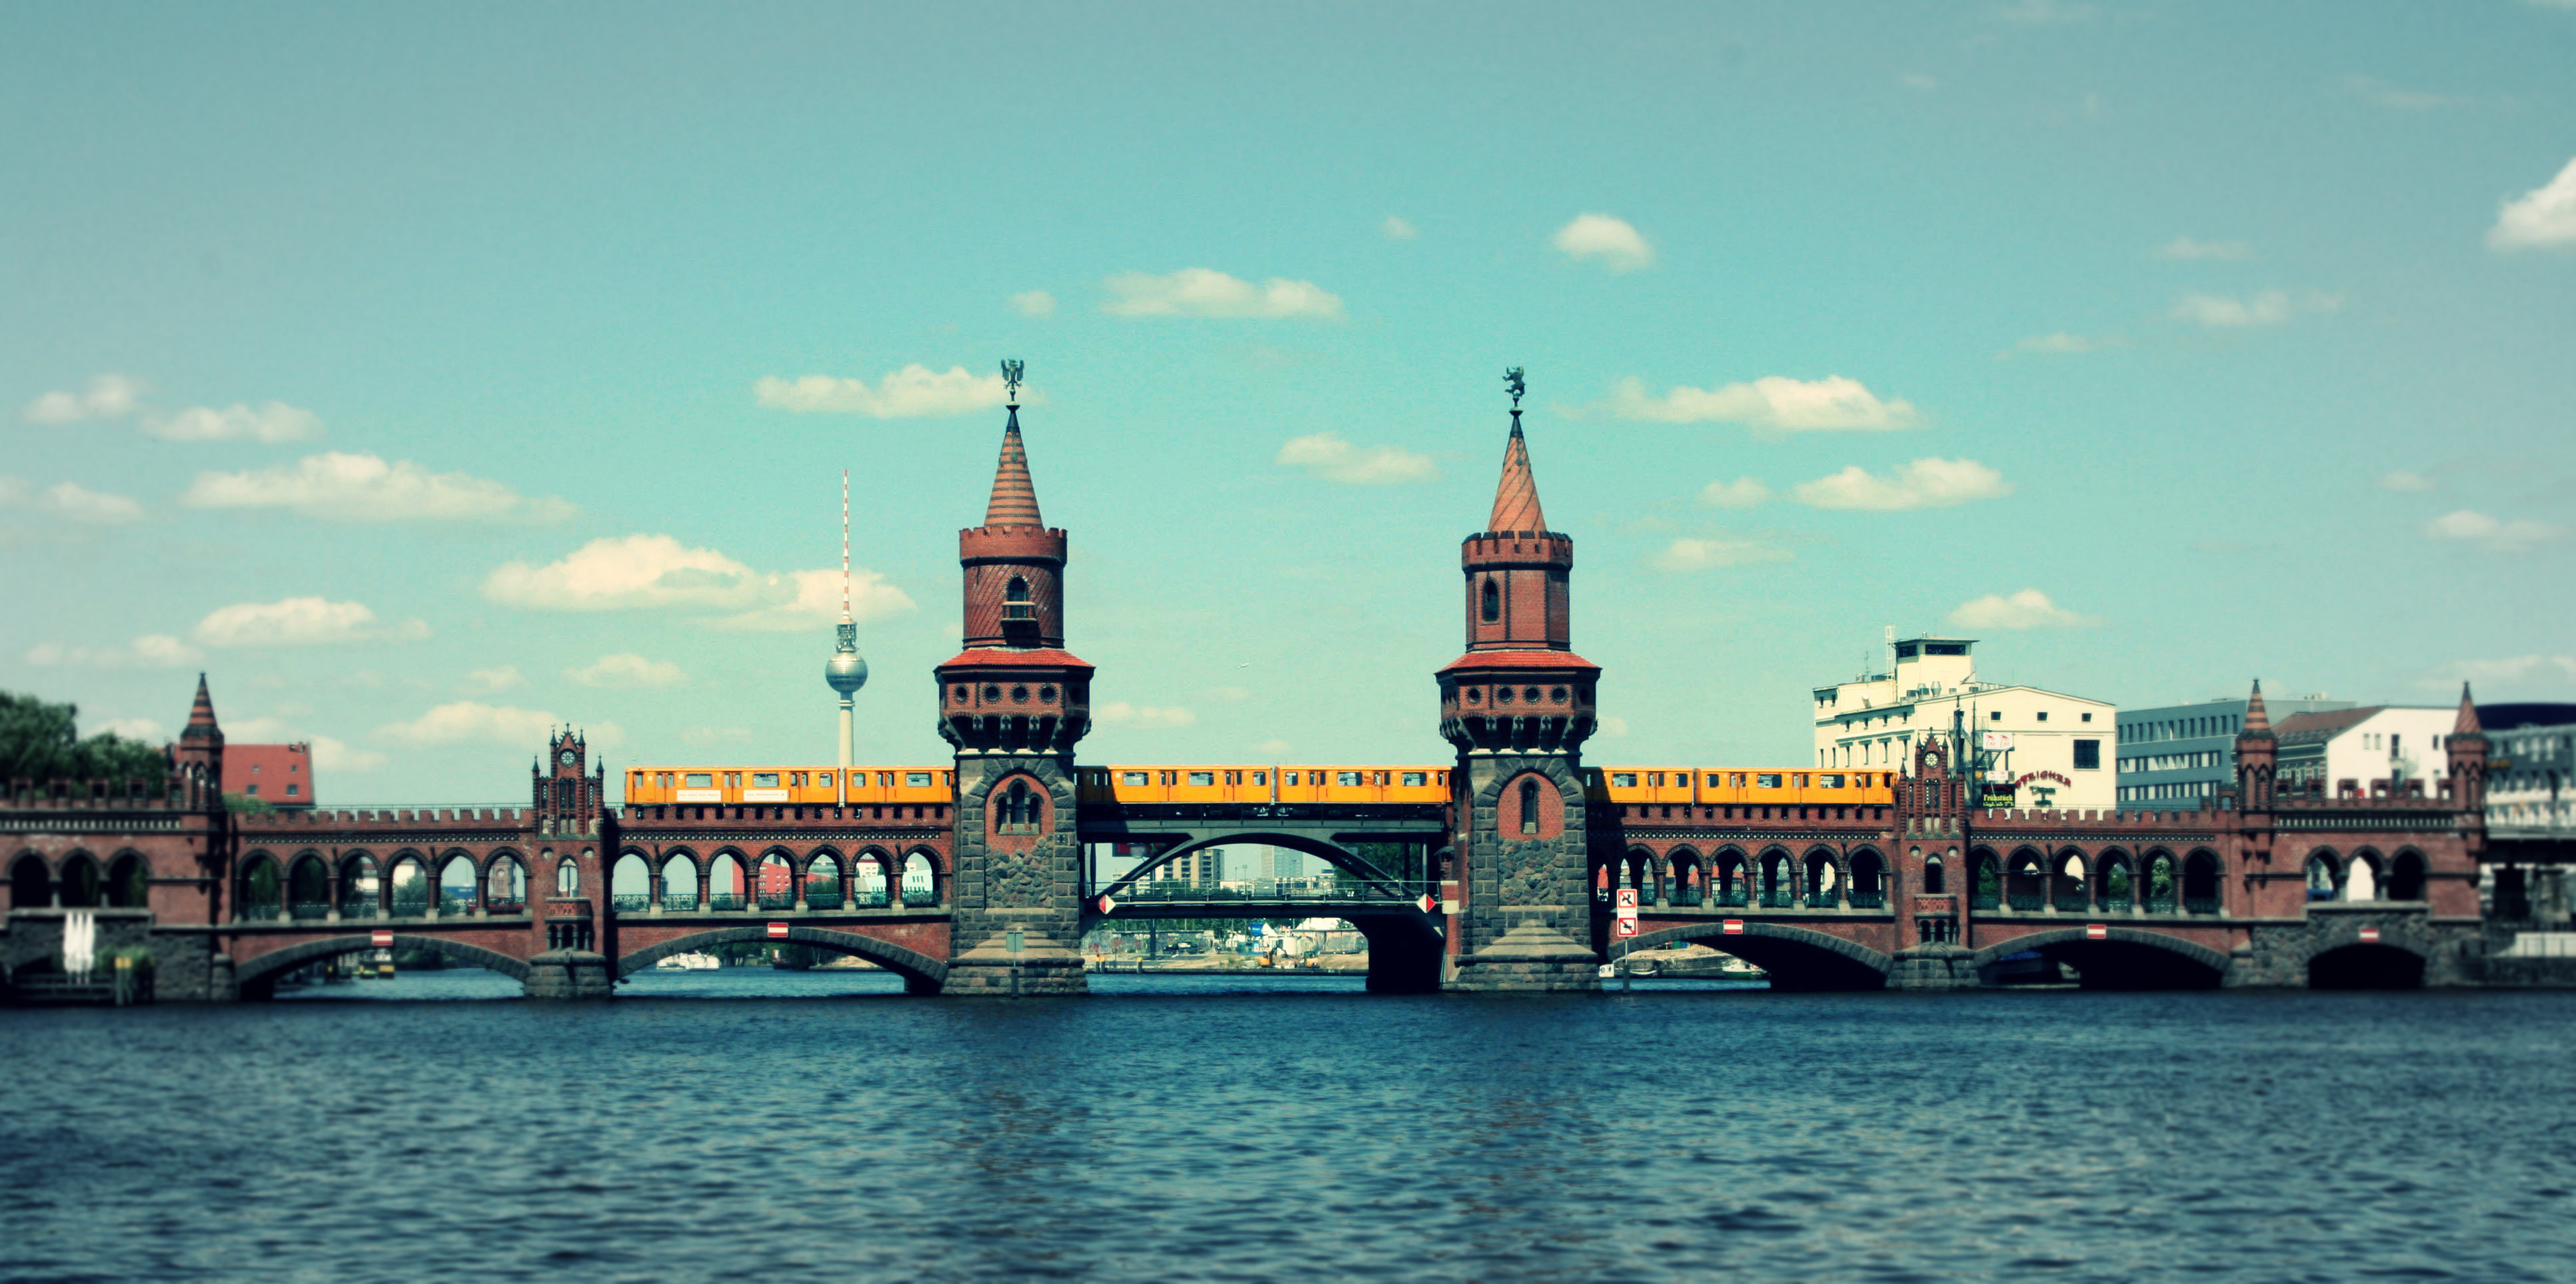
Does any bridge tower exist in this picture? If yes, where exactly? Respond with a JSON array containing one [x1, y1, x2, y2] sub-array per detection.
[[1436, 377, 1603, 991], [936, 371, 1092, 995], [527, 728, 612, 997]]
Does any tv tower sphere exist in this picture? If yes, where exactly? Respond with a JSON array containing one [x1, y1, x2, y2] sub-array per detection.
[[826, 631, 869, 695]]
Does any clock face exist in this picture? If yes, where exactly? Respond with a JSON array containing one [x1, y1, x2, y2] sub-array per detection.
[[559, 749, 577, 766]]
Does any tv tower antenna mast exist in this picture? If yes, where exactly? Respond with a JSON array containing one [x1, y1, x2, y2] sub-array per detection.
[[824, 469, 869, 797]]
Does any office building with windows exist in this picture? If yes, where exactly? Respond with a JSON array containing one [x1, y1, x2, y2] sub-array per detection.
[[2469, 703, 2576, 833], [2117, 692, 2352, 809], [2273, 705, 2474, 798], [1812, 635, 2115, 810]]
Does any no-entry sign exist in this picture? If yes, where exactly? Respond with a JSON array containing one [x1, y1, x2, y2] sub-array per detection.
[[371, 929, 393, 948], [2085, 923, 2108, 941], [766, 921, 790, 940], [1722, 919, 1745, 935], [2359, 926, 2382, 944]]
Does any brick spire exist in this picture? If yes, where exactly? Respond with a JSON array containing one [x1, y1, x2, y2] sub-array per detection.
[[2241, 678, 2272, 739], [1486, 410, 1547, 535], [982, 405, 1044, 529], [181, 673, 221, 743], [2453, 681, 2481, 736]]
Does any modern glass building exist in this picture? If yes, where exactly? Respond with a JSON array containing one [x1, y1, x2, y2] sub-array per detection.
[[2115, 692, 2355, 809]]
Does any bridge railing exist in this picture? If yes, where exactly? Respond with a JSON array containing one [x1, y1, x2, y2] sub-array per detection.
[[1107, 877, 1421, 906]]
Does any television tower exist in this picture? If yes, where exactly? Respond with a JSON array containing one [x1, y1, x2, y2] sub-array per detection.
[[823, 469, 869, 795]]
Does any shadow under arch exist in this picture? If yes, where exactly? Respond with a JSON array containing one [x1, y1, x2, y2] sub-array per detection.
[[2308, 941, 2426, 990], [1625, 922, 1891, 991], [235, 935, 533, 999], [617, 926, 948, 995], [1100, 830, 1410, 895], [1970, 927, 2229, 990]]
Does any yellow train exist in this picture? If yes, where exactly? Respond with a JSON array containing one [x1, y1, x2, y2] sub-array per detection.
[[623, 767, 954, 807], [622, 763, 1894, 810]]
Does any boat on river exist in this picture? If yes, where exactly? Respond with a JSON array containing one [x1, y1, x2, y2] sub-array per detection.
[[656, 951, 720, 971]]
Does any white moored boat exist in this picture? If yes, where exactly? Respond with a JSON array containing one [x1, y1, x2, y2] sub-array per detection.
[[655, 951, 721, 971]]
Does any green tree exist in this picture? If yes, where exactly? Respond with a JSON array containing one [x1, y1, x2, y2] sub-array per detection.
[[0, 691, 169, 783]]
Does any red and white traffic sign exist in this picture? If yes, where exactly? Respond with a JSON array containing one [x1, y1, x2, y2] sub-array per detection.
[[2085, 923, 2108, 941], [766, 921, 790, 940], [1722, 919, 1745, 935], [2359, 926, 2382, 944], [371, 929, 393, 948], [1416, 894, 1436, 913], [1614, 887, 1640, 910], [1097, 895, 1117, 914], [1614, 918, 1638, 937]]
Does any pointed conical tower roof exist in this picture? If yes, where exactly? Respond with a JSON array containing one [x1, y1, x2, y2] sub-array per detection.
[[181, 673, 221, 743], [2241, 678, 2272, 739], [1486, 411, 1548, 534], [2454, 682, 2482, 736], [982, 406, 1044, 528]]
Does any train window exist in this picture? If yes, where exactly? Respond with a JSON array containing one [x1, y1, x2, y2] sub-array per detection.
[[752, 773, 780, 788], [1401, 771, 1426, 787], [1224, 771, 1240, 785], [1648, 773, 1664, 787], [1284, 772, 1300, 785], [906, 773, 932, 787], [1706, 775, 1722, 788], [1794, 774, 1810, 788], [1251, 771, 1267, 785], [1121, 772, 1149, 786], [1819, 773, 1844, 789], [1337, 772, 1362, 787], [1755, 773, 1781, 789], [789, 773, 806, 787], [878, 772, 894, 787], [1612, 773, 1637, 787], [1188, 771, 1215, 787], [685, 773, 714, 788]]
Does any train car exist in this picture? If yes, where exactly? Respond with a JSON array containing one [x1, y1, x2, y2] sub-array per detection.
[[1591, 769, 1697, 807], [624, 767, 954, 806], [1278, 766, 1447, 805], [1592, 767, 1898, 809], [1080, 766, 1449, 806]]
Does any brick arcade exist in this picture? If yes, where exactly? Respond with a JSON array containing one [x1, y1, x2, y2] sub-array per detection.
[[0, 384, 2515, 999]]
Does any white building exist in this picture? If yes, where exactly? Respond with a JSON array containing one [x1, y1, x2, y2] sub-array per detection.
[[2273, 706, 2475, 797], [1813, 635, 2116, 810]]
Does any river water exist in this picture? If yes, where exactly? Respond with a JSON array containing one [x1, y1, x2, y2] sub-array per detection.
[[5, 975, 2572, 1283]]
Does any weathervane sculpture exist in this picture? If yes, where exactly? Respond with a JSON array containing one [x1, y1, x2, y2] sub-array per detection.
[[1504, 366, 1526, 410], [1000, 358, 1024, 405]]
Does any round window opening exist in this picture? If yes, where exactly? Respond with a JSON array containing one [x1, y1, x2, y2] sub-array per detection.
[[1039, 685, 1056, 703], [1496, 686, 1514, 705], [952, 685, 968, 702], [1523, 686, 1542, 703], [1010, 685, 1029, 703], [1464, 688, 1482, 705], [1550, 686, 1568, 703], [981, 685, 1001, 702]]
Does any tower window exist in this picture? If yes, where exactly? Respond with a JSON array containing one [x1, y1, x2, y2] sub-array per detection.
[[1520, 779, 1542, 835], [997, 779, 1040, 834], [1480, 577, 1500, 623], [1004, 576, 1034, 622]]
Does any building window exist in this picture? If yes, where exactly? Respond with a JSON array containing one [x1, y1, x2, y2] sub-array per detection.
[[2081, 713, 2091, 723], [2036, 711, 2049, 723], [1520, 779, 1541, 834], [2073, 739, 2100, 771], [1480, 578, 1500, 623], [998, 779, 1040, 834], [1991, 711, 2002, 721]]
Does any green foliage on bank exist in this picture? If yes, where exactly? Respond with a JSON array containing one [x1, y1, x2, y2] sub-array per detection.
[[0, 691, 170, 783]]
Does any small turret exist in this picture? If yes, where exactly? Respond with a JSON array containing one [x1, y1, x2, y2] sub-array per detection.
[[2448, 681, 2487, 814], [173, 673, 225, 790], [2234, 679, 2277, 809]]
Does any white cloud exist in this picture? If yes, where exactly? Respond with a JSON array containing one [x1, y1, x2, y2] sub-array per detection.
[[1698, 477, 1771, 509], [2169, 289, 2341, 328], [2375, 470, 2438, 493], [25, 635, 203, 669], [2157, 237, 2255, 261], [461, 665, 525, 694], [1275, 433, 1439, 485], [2343, 75, 2459, 110], [2005, 331, 2113, 357], [2429, 655, 2576, 687], [182, 451, 575, 523], [2489, 157, 2576, 253], [1009, 290, 1057, 318], [95, 717, 168, 742], [192, 597, 427, 648], [1650, 537, 1794, 572], [1382, 215, 1419, 240], [375, 701, 575, 747], [147, 401, 323, 443], [20, 375, 145, 424], [484, 534, 915, 629], [754, 365, 1017, 417], [311, 735, 389, 773], [1791, 458, 2011, 511], [567, 653, 688, 689], [2425, 509, 2561, 553], [1551, 213, 1655, 272], [1602, 375, 1920, 433], [1946, 589, 2100, 629], [1101, 269, 1346, 321], [1597, 715, 1631, 737], [1094, 702, 1198, 729], [0, 479, 147, 524]]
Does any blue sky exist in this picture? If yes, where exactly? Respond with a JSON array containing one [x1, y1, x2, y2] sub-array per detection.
[[5, 1, 2572, 803]]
